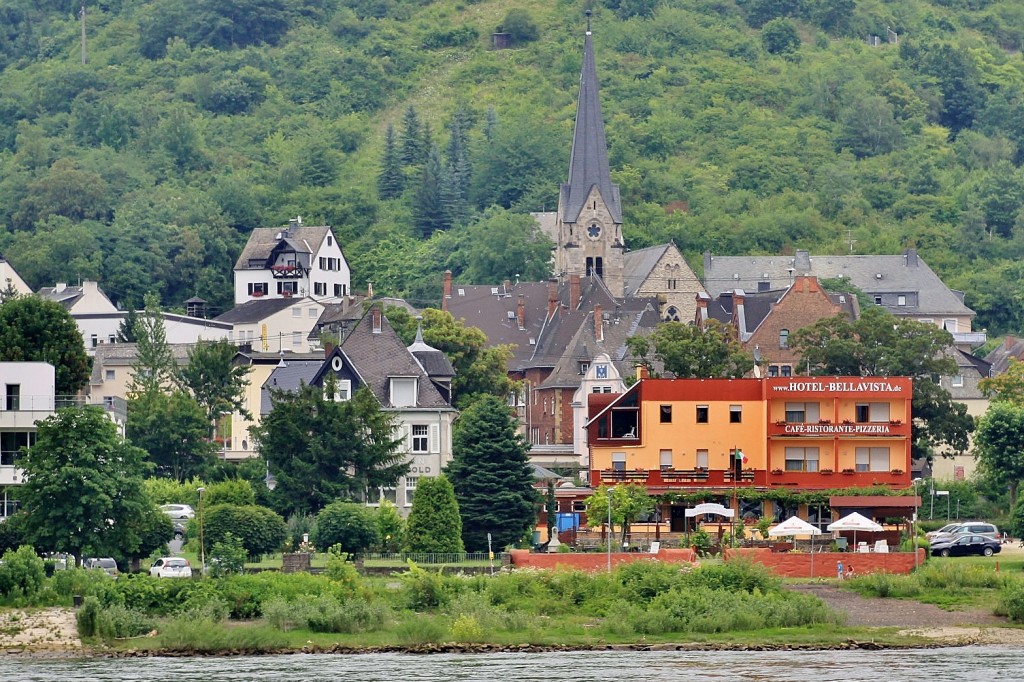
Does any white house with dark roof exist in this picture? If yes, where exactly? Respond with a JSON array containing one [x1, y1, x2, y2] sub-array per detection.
[[214, 297, 325, 354], [233, 217, 350, 305], [702, 249, 984, 349], [259, 306, 457, 513]]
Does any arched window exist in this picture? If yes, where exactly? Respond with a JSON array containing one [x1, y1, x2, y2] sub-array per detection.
[[663, 306, 680, 322]]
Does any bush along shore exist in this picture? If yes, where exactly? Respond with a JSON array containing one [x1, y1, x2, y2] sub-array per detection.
[[4, 547, 1024, 656]]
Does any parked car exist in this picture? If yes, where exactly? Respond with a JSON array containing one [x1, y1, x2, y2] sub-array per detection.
[[925, 523, 962, 541], [83, 557, 119, 577], [930, 522, 1000, 544], [149, 557, 192, 578], [930, 534, 1001, 557], [160, 504, 195, 520], [172, 521, 187, 540]]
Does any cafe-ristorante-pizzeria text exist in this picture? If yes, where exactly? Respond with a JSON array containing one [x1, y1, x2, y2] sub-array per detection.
[[587, 376, 913, 491]]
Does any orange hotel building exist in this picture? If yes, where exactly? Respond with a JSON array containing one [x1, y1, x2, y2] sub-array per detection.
[[586, 377, 912, 531]]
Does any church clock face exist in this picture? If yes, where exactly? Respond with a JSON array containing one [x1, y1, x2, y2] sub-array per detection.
[[587, 222, 602, 239]]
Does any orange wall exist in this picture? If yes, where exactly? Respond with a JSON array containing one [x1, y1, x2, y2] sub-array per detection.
[[509, 548, 697, 571], [724, 547, 925, 577]]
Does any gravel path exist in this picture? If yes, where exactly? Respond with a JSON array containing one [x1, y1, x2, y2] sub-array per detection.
[[787, 583, 1007, 628]]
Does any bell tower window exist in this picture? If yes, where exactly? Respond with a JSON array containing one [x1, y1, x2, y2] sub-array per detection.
[[586, 257, 604, 277]]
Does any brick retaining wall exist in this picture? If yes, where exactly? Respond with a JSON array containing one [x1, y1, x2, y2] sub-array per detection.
[[509, 548, 696, 571], [724, 547, 926, 577]]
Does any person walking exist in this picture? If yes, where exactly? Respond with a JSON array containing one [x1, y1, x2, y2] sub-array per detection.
[[837, 560, 844, 580]]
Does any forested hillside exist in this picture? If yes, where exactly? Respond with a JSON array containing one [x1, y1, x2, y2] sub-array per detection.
[[2, 0, 1024, 333]]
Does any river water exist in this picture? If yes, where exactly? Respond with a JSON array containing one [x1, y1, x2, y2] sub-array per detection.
[[1, 647, 1019, 681]]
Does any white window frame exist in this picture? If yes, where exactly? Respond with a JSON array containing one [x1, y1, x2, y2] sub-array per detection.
[[390, 377, 417, 407], [612, 452, 626, 471], [785, 402, 820, 423], [855, 446, 890, 472], [696, 449, 709, 469], [411, 425, 429, 453], [951, 374, 964, 387], [659, 449, 672, 470], [784, 446, 820, 472]]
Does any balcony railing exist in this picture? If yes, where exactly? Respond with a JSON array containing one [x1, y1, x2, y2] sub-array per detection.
[[270, 265, 309, 279]]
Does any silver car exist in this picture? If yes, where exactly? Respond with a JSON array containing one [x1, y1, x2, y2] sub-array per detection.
[[160, 504, 196, 520]]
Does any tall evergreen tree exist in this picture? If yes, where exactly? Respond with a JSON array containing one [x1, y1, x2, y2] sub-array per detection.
[[377, 123, 404, 200], [442, 110, 472, 225], [413, 145, 450, 237], [116, 305, 140, 343], [399, 105, 426, 167], [126, 292, 179, 398], [446, 395, 538, 551], [403, 475, 464, 553], [179, 337, 252, 423]]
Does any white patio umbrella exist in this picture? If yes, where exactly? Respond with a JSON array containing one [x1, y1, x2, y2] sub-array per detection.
[[827, 512, 883, 549], [769, 516, 823, 577]]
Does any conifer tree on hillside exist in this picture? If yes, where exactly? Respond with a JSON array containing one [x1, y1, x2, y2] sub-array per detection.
[[446, 395, 538, 552], [377, 123, 404, 200], [442, 110, 472, 225], [399, 105, 427, 167], [414, 145, 450, 237], [403, 475, 464, 553]]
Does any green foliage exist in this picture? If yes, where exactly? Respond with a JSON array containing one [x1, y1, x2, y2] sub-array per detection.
[[976, 402, 1024, 509], [324, 545, 361, 593], [447, 396, 537, 551], [498, 9, 539, 45], [202, 504, 287, 560], [373, 500, 405, 553], [0, 545, 45, 598], [128, 390, 219, 482], [254, 384, 408, 515], [400, 561, 449, 610], [312, 502, 380, 555], [126, 293, 180, 398], [0, 296, 89, 394], [77, 596, 101, 638], [17, 407, 154, 563], [403, 475, 464, 554], [97, 604, 155, 639], [761, 19, 800, 55], [204, 479, 257, 507], [179, 338, 253, 423], [999, 582, 1024, 622], [209, 533, 247, 577], [627, 319, 753, 379]]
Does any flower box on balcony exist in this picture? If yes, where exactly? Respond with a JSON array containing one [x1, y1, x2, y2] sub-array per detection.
[[819, 469, 834, 475], [819, 419, 831, 424], [771, 469, 784, 475], [890, 469, 905, 475], [271, 265, 298, 272], [890, 420, 903, 425], [251, 291, 264, 297], [775, 420, 786, 426], [842, 419, 854, 425], [841, 468, 856, 474]]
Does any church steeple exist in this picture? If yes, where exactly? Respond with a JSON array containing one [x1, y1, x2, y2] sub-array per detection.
[[554, 13, 625, 298], [562, 17, 621, 225]]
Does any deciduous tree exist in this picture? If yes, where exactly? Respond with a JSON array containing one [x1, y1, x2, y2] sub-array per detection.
[[626, 319, 753, 379], [446, 396, 537, 552], [179, 338, 252, 423], [0, 295, 89, 395], [312, 501, 380, 555], [17, 407, 157, 562], [975, 402, 1024, 508], [127, 389, 219, 482]]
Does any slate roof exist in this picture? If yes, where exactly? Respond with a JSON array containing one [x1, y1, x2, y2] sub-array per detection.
[[623, 244, 670, 298], [408, 327, 455, 378], [703, 249, 974, 318], [260, 360, 323, 414], [89, 342, 193, 384], [444, 281, 551, 370], [528, 276, 621, 370], [338, 310, 453, 409], [38, 285, 85, 308], [213, 298, 305, 324], [706, 286, 858, 334], [561, 31, 621, 225], [540, 297, 661, 389], [983, 337, 1024, 375], [234, 225, 331, 270]]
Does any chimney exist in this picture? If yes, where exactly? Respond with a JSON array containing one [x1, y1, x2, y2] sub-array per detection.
[[442, 270, 452, 312], [570, 274, 580, 309], [904, 248, 919, 267], [1007, 336, 1016, 350], [372, 306, 382, 334], [695, 292, 709, 327], [733, 290, 747, 339], [594, 305, 603, 342], [547, 278, 559, 318], [367, 281, 374, 299], [794, 250, 811, 271], [324, 340, 334, 358], [517, 294, 525, 330], [503, 279, 511, 295], [55, 282, 67, 293], [636, 365, 649, 381], [83, 280, 98, 294]]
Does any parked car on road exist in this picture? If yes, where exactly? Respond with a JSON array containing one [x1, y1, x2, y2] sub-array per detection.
[[149, 557, 192, 578], [160, 504, 195, 520], [929, 522, 1000, 544], [83, 557, 119, 577], [925, 523, 962, 541], [930, 534, 1001, 557]]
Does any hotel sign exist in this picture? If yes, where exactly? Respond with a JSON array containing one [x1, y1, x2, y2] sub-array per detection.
[[781, 423, 896, 435], [771, 380, 905, 393]]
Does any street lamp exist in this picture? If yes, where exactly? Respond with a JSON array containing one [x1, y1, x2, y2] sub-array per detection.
[[264, 460, 277, 491], [197, 486, 206, 575]]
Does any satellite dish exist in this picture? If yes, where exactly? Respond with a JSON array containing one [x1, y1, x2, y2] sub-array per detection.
[[331, 356, 343, 371]]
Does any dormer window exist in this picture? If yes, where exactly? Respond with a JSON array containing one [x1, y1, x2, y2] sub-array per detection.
[[578, 361, 589, 375], [390, 377, 417, 407]]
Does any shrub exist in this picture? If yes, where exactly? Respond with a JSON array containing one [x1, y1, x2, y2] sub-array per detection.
[[680, 558, 779, 594], [0, 513, 28, 554], [761, 18, 800, 54], [999, 582, 1024, 622], [97, 603, 154, 639], [152, 616, 288, 652], [401, 561, 450, 610], [77, 595, 101, 637], [403, 475, 463, 554], [393, 615, 447, 645], [312, 502, 380, 555], [204, 479, 256, 507], [285, 513, 316, 551], [451, 614, 484, 642], [202, 504, 287, 560], [499, 9, 539, 44], [209, 533, 247, 577], [374, 500, 405, 553], [324, 545, 361, 594], [262, 596, 302, 631], [848, 572, 922, 599], [0, 545, 46, 598]]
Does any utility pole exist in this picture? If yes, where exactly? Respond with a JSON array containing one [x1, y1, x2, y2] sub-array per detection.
[[80, 5, 87, 65]]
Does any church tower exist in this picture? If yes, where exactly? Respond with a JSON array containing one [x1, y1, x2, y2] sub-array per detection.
[[554, 16, 625, 297]]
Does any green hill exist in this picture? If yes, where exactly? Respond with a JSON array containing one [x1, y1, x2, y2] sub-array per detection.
[[2, 0, 1024, 332]]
